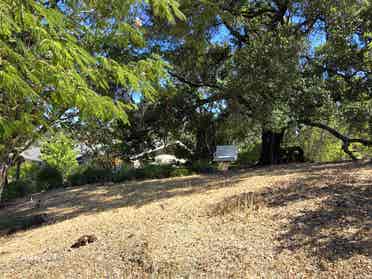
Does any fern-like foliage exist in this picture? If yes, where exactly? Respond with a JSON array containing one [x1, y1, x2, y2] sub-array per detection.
[[0, 0, 184, 161]]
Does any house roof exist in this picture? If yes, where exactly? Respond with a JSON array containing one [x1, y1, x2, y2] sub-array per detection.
[[20, 147, 42, 162], [21, 144, 88, 162]]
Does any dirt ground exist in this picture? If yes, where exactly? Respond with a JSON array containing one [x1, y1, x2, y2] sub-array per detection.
[[0, 161, 371, 278]]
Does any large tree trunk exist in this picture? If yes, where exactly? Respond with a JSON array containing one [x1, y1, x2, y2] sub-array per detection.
[[0, 163, 9, 202], [194, 117, 216, 161], [195, 127, 215, 161], [259, 129, 285, 165]]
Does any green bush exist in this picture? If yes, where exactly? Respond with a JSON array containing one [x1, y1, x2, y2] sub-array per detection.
[[67, 169, 87, 186], [83, 167, 113, 184], [69, 164, 193, 187], [68, 166, 113, 186], [190, 160, 216, 174], [114, 164, 180, 182], [170, 168, 192, 177], [36, 166, 64, 191], [7, 161, 41, 182], [112, 165, 137, 183], [236, 143, 261, 166], [1, 180, 35, 202], [141, 164, 174, 179]]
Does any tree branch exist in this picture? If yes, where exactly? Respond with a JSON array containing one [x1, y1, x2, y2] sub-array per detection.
[[218, 1, 275, 20], [302, 120, 372, 160], [168, 71, 223, 90]]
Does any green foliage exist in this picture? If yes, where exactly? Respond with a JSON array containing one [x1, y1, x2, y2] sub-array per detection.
[[113, 164, 191, 183], [40, 133, 79, 178], [69, 163, 193, 186], [236, 144, 261, 166], [287, 126, 347, 163], [116, 164, 174, 180], [141, 164, 174, 179], [74, 0, 185, 24], [36, 165, 63, 191], [7, 161, 41, 182], [80, 167, 113, 184], [0, 0, 185, 178], [1, 180, 35, 202], [145, 0, 372, 163], [112, 165, 137, 183], [170, 167, 192, 177], [67, 166, 88, 187], [67, 165, 113, 186], [350, 143, 372, 160], [0, 1, 130, 157], [190, 160, 216, 174]]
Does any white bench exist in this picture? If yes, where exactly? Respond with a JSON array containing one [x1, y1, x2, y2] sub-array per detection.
[[213, 145, 238, 162]]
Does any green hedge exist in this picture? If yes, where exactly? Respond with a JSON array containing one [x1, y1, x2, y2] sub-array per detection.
[[1, 180, 35, 202], [67, 166, 113, 186], [36, 166, 64, 191], [236, 143, 261, 166], [170, 168, 192, 177], [190, 160, 217, 174], [113, 165, 179, 182], [71, 164, 194, 186], [112, 165, 137, 183]]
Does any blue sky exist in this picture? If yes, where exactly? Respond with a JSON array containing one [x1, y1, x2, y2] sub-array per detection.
[[211, 16, 327, 50], [211, 25, 232, 44]]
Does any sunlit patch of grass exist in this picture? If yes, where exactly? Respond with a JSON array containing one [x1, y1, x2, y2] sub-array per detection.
[[208, 192, 266, 217]]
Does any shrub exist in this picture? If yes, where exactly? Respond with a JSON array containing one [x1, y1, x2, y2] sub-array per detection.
[[68, 166, 113, 186], [236, 143, 261, 166], [170, 168, 192, 177], [141, 164, 174, 179], [69, 163, 192, 187], [7, 161, 41, 182], [115, 165, 177, 181], [36, 166, 64, 191], [112, 165, 136, 183], [190, 160, 216, 174], [67, 169, 87, 186], [1, 180, 35, 202], [83, 167, 113, 184]]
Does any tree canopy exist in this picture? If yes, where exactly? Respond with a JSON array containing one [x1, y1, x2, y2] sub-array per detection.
[[0, 0, 185, 198], [144, 0, 372, 164], [1, 0, 371, 200]]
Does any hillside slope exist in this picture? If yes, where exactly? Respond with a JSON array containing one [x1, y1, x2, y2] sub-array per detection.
[[0, 162, 371, 278]]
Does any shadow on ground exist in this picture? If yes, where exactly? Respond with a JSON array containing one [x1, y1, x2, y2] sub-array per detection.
[[1, 160, 371, 260], [259, 167, 372, 263], [0, 174, 246, 236]]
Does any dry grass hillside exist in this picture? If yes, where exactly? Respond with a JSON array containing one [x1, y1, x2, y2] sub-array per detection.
[[0, 162, 371, 278]]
